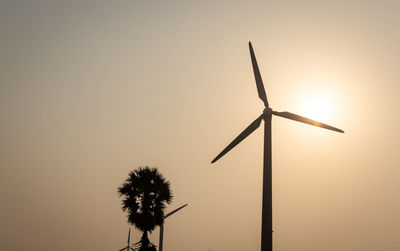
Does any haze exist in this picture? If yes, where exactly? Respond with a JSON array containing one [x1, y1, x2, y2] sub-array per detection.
[[1, 1, 399, 250]]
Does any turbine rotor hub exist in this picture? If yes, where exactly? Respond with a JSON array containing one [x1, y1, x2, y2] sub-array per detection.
[[263, 107, 273, 116]]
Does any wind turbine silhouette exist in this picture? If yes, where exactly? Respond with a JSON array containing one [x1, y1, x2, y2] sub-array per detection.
[[119, 228, 134, 251], [211, 42, 344, 251], [159, 204, 188, 251]]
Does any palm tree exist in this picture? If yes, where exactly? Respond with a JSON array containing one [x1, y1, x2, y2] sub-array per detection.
[[118, 166, 172, 251]]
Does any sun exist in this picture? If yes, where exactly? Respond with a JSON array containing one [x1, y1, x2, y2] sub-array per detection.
[[300, 92, 334, 123]]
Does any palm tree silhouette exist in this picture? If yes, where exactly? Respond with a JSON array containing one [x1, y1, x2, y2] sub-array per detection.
[[118, 167, 172, 251]]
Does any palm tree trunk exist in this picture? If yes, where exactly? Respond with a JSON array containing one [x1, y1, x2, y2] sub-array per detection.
[[140, 231, 149, 250]]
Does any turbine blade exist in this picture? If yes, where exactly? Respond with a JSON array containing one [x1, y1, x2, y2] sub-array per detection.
[[127, 228, 130, 245], [120, 247, 127, 251], [164, 204, 188, 219], [272, 111, 344, 133], [249, 41, 268, 107], [211, 114, 264, 163]]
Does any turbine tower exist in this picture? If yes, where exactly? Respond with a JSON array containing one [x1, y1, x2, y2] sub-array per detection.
[[119, 228, 134, 251], [211, 42, 344, 251], [159, 204, 188, 251]]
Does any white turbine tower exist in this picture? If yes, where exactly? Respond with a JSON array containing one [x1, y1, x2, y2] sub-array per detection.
[[119, 228, 134, 251], [159, 204, 188, 251]]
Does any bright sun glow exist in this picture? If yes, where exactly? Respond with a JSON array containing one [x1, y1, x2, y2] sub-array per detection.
[[300, 92, 334, 123]]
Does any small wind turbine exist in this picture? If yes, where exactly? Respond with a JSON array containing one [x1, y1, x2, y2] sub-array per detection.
[[159, 204, 188, 251], [211, 42, 344, 251], [119, 228, 134, 251]]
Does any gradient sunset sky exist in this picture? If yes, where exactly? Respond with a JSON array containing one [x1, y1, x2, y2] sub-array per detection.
[[1, 1, 400, 251]]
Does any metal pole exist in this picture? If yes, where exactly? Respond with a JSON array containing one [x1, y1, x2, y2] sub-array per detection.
[[159, 224, 164, 251], [261, 111, 272, 251], [127, 228, 131, 251]]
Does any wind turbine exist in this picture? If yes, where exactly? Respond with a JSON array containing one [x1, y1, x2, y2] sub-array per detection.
[[119, 228, 134, 251], [211, 42, 344, 251], [159, 204, 188, 251]]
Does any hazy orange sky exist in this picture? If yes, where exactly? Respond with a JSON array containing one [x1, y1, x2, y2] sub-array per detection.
[[1, 1, 400, 251]]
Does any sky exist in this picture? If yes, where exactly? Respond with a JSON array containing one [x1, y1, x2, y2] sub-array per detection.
[[1, 1, 400, 250]]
